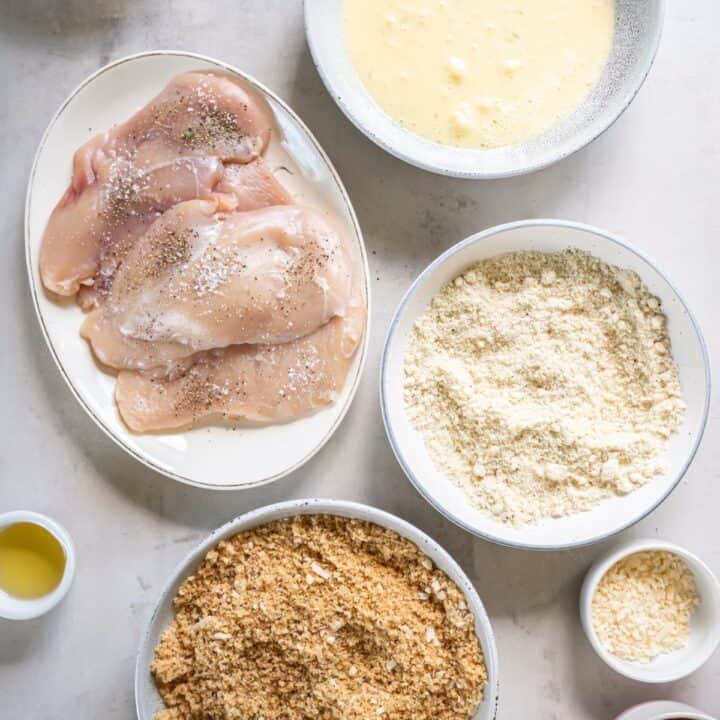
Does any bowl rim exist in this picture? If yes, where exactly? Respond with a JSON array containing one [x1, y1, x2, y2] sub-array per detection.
[[380, 218, 711, 551], [134, 497, 500, 720], [579, 538, 720, 683], [24, 49, 371, 492], [615, 700, 716, 720], [303, 0, 666, 179]]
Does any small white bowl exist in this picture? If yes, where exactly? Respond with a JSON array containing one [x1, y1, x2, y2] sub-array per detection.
[[580, 538, 720, 683], [135, 498, 499, 720], [305, 0, 664, 178], [0, 511, 76, 621], [381, 220, 710, 550], [615, 700, 717, 720]]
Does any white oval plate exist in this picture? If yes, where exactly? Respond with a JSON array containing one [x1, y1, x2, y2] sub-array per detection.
[[26, 51, 370, 490], [381, 220, 710, 550], [135, 499, 500, 720], [305, 0, 665, 178]]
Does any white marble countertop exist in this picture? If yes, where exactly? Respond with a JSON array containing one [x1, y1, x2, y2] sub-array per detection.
[[1, 1, 719, 718]]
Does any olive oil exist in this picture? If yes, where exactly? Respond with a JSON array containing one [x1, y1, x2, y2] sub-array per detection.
[[0, 523, 66, 599]]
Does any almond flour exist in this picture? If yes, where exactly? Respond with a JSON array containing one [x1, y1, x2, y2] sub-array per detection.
[[403, 249, 685, 526], [152, 515, 487, 720], [591, 550, 699, 662]]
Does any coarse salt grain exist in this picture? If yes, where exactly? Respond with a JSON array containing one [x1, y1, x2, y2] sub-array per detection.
[[311, 562, 332, 580]]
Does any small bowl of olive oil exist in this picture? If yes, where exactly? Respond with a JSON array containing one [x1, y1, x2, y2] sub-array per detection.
[[0, 511, 75, 620]]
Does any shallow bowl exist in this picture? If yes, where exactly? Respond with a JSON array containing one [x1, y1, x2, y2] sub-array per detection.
[[381, 220, 710, 550], [305, 0, 665, 178], [135, 499, 500, 720]]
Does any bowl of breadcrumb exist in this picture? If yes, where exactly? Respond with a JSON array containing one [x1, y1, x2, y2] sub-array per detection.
[[580, 538, 720, 682], [135, 499, 499, 720], [381, 219, 710, 550]]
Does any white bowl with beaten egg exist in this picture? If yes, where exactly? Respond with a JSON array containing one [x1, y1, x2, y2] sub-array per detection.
[[305, 1, 665, 178], [381, 220, 710, 550], [135, 498, 500, 720]]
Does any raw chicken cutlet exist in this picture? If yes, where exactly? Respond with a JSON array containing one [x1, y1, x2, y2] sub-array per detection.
[[115, 290, 366, 432], [40, 72, 274, 297], [81, 200, 353, 371], [39, 69, 366, 433], [216, 159, 291, 210]]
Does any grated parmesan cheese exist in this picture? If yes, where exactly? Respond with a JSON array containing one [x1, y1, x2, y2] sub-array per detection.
[[403, 250, 685, 526], [591, 550, 699, 663]]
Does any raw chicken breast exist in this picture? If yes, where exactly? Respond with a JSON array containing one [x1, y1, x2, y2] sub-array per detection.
[[40, 72, 273, 296], [216, 159, 292, 210], [42, 155, 227, 298], [81, 201, 353, 371], [39, 69, 367, 435], [115, 292, 366, 432]]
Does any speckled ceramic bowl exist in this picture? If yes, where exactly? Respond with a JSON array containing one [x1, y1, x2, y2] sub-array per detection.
[[135, 499, 499, 720], [305, 0, 665, 178], [381, 220, 710, 550]]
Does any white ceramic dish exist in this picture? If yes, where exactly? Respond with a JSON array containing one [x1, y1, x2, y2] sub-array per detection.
[[0, 511, 75, 621], [615, 700, 717, 720], [25, 51, 370, 490], [381, 220, 710, 551], [304, 0, 664, 178], [135, 498, 500, 720], [580, 538, 720, 683]]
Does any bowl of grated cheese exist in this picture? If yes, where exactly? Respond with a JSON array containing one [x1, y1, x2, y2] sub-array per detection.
[[580, 538, 720, 682], [381, 219, 710, 550]]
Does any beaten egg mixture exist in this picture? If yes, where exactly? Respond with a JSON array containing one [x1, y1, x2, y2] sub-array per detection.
[[344, 0, 615, 148]]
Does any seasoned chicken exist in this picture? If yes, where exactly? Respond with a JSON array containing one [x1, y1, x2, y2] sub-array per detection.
[[40, 72, 273, 297], [39, 71, 366, 433], [43, 155, 227, 299], [81, 201, 353, 371], [115, 291, 366, 432], [216, 159, 292, 210]]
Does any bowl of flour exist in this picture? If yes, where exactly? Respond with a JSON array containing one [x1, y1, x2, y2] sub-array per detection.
[[381, 220, 710, 550]]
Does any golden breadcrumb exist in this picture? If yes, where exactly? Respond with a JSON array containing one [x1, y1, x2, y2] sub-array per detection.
[[152, 515, 487, 719]]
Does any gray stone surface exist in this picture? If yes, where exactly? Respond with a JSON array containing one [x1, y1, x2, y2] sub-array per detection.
[[0, 1, 718, 718]]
